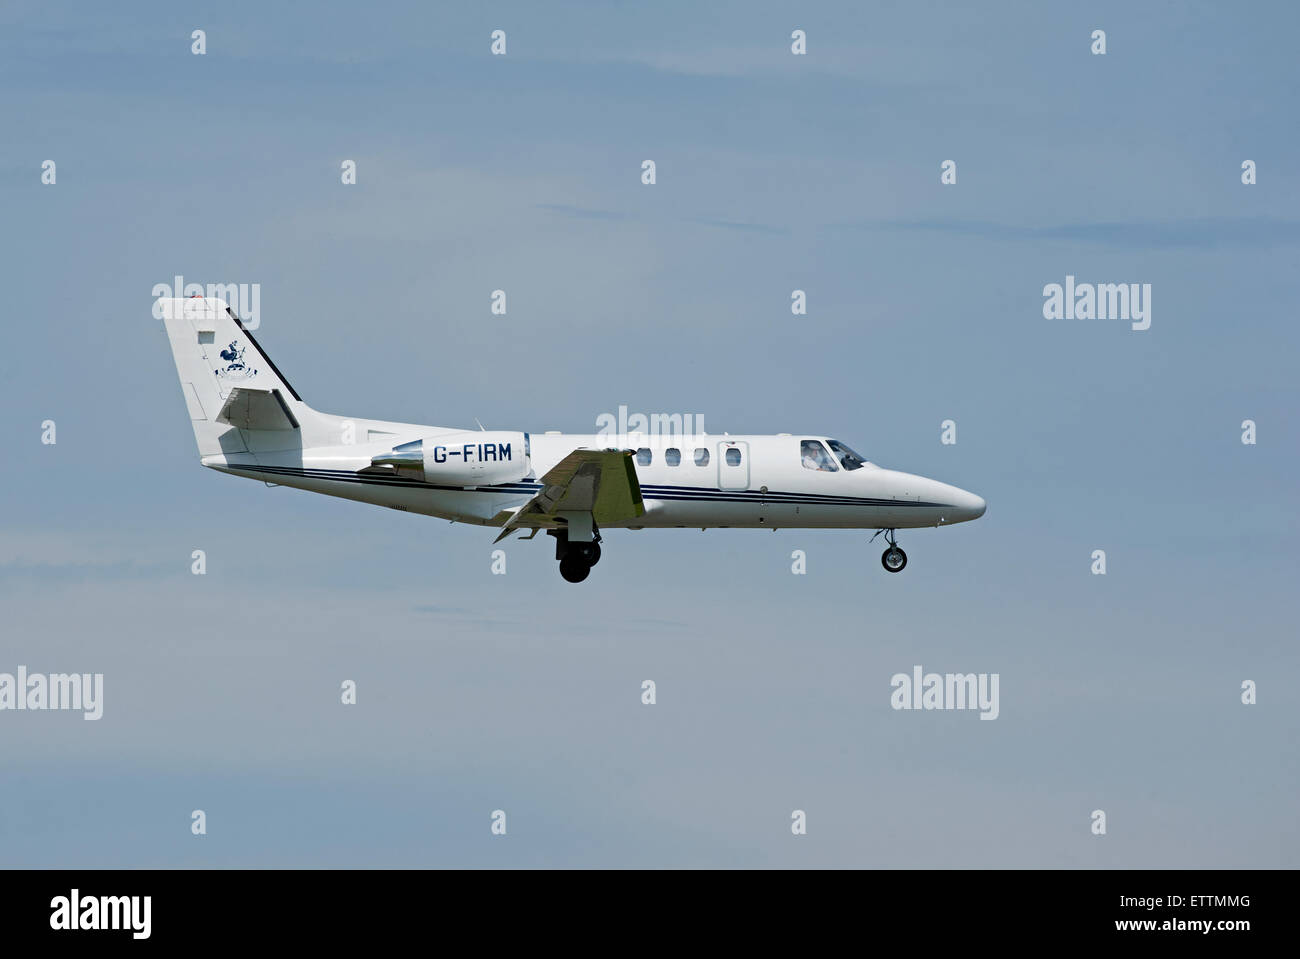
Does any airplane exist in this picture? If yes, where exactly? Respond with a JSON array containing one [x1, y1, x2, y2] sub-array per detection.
[[160, 297, 986, 583]]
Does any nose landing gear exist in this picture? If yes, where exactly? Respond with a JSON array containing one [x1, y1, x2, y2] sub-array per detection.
[[881, 546, 907, 572], [872, 529, 908, 573]]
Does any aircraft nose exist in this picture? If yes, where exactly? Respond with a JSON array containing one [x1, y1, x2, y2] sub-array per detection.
[[887, 473, 987, 524], [950, 488, 986, 522]]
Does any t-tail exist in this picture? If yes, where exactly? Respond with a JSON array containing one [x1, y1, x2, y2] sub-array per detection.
[[159, 297, 336, 458]]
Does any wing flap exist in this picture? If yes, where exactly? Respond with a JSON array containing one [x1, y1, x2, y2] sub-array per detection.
[[494, 449, 642, 542]]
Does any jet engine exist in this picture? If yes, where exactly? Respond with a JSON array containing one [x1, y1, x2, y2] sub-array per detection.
[[368, 432, 530, 486]]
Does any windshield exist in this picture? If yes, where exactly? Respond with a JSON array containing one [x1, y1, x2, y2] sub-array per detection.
[[827, 439, 875, 471]]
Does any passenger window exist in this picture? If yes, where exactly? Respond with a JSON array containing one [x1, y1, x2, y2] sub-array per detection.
[[725, 447, 741, 467], [665, 448, 681, 466], [800, 439, 838, 472], [694, 447, 709, 466], [636, 448, 652, 466]]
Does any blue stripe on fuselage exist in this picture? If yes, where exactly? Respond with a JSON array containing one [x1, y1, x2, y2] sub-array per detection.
[[225, 464, 948, 508]]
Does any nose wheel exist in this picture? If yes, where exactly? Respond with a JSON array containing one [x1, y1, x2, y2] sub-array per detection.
[[872, 529, 908, 573], [881, 546, 907, 572]]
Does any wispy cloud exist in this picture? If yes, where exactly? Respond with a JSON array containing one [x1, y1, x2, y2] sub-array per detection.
[[826, 217, 1300, 250], [535, 203, 630, 221], [686, 216, 789, 235]]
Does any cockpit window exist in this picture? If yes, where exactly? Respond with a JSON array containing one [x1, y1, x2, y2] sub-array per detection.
[[800, 440, 838, 472], [827, 440, 874, 471]]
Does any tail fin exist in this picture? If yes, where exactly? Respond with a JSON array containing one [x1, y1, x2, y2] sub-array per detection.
[[160, 297, 326, 457]]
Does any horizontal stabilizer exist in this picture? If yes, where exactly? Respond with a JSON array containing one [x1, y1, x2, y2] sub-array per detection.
[[215, 388, 300, 431]]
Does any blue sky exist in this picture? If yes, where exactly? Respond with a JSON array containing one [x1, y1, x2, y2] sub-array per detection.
[[1, 0, 1297, 866]]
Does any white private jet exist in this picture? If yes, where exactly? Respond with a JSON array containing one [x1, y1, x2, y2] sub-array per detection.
[[161, 298, 985, 582]]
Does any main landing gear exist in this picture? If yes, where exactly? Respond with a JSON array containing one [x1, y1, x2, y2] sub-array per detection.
[[551, 529, 601, 583], [872, 528, 908, 573]]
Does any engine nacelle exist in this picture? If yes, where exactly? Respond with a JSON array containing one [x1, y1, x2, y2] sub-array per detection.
[[370, 431, 530, 486]]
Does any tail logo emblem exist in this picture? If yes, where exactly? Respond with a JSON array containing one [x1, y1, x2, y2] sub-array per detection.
[[215, 341, 258, 380]]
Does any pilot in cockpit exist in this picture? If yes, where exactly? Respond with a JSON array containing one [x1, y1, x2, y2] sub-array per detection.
[[801, 440, 836, 472]]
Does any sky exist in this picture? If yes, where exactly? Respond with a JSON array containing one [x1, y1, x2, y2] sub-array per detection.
[[1, 0, 1297, 867]]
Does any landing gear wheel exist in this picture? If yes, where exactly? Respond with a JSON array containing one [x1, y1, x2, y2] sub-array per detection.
[[559, 554, 591, 583], [881, 546, 908, 573], [570, 542, 601, 566]]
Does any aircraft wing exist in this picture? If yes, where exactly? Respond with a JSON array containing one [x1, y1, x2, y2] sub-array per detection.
[[493, 448, 643, 542]]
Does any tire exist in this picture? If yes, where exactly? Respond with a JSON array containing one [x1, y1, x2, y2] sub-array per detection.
[[570, 541, 600, 566], [559, 554, 591, 583], [881, 546, 907, 573]]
